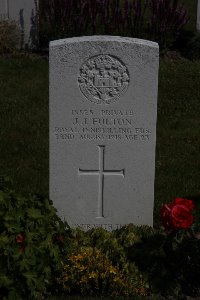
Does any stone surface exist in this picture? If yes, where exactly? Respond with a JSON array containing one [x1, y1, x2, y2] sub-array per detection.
[[197, 0, 200, 31], [0, 0, 38, 47], [50, 36, 159, 230]]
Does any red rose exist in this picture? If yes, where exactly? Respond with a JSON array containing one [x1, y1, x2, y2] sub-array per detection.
[[16, 233, 25, 244], [160, 198, 195, 231]]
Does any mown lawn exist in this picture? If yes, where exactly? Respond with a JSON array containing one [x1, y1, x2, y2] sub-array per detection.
[[0, 55, 200, 227], [155, 57, 200, 226], [0, 57, 49, 197]]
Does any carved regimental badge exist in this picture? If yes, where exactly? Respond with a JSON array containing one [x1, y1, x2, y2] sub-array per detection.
[[78, 55, 129, 105]]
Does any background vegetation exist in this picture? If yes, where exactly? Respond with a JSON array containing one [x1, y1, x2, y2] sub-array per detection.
[[39, 0, 190, 51]]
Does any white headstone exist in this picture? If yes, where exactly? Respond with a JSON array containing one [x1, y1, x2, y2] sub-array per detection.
[[197, 0, 200, 31], [0, 0, 38, 47], [50, 36, 159, 231]]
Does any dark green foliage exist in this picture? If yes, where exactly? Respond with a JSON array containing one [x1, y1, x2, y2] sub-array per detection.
[[126, 230, 181, 296], [49, 296, 178, 300], [66, 224, 200, 298], [166, 234, 200, 296], [115, 226, 200, 298], [0, 177, 71, 299], [146, 0, 189, 51], [39, 0, 189, 51]]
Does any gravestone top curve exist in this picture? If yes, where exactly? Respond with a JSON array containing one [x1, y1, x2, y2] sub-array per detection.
[[50, 35, 158, 48]]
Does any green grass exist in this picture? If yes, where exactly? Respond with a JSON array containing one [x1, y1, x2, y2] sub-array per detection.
[[154, 58, 200, 226], [0, 57, 49, 197], [0, 55, 200, 227]]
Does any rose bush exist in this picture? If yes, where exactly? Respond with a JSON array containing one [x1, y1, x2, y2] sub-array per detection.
[[0, 177, 71, 299], [160, 198, 195, 231]]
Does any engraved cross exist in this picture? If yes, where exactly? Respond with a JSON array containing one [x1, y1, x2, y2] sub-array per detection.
[[78, 145, 125, 218]]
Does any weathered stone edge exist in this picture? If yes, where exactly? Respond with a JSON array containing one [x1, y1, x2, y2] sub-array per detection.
[[50, 35, 159, 49]]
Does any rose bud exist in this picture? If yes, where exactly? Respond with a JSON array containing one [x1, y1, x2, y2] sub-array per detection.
[[16, 233, 25, 244]]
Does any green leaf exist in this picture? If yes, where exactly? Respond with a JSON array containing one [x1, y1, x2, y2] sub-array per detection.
[[50, 246, 60, 260], [0, 274, 13, 287], [0, 234, 9, 245], [43, 266, 51, 276], [0, 191, 5, 202], [8, 289, 22, 300], [19, 259, 31, 271], [23, 271, 38, 286], [27, 208, 43, 219]]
